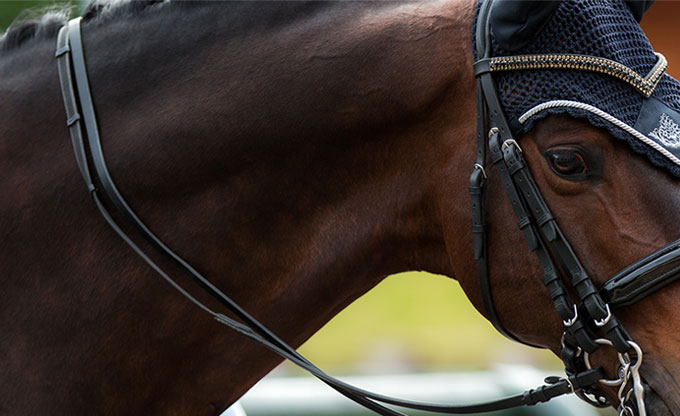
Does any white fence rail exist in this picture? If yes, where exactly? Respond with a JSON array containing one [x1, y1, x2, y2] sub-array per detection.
[[225, 366, 603, 416]]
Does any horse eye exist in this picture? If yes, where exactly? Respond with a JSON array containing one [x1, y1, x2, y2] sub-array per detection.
[[544, 148, 590, 179]]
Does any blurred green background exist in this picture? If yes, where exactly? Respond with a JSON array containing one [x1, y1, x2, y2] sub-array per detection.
[[0, 1, 81, 32], [296, 272, 559, 374]]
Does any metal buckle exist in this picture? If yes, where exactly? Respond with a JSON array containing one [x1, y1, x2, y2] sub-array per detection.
[[473, 163, 487, 179], [488, 127, 499, 138], [562, 304, 579, 327], [501, 138, 522, 153], [594, 304, 612, 327]]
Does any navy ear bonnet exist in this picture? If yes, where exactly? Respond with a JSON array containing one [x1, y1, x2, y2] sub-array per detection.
[[473, 0, 680, 177]]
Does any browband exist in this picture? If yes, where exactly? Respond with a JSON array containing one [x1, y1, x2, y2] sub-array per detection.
[[474, 52, 667, 98]]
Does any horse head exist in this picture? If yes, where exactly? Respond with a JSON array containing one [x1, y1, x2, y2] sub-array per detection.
[[457, 0, 680, 414]]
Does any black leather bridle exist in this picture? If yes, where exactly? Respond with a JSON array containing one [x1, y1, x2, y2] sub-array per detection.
[[471, 0, 680, 414], [54, 4, 679, 415]]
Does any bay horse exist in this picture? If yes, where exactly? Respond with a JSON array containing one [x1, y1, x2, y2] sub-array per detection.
[[1, 0, 679, 415]]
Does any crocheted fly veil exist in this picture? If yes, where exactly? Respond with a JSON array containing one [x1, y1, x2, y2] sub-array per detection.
[[474, 0, 680, 177]]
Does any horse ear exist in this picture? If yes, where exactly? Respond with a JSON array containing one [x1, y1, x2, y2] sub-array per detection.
[[489, 0, 560, 52], [625, 0, 655, 22]]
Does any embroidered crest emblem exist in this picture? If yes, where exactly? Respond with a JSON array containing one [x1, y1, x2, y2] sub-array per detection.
[[649, 113, 680, 149]]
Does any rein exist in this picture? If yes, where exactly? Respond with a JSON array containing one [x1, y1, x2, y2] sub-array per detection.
[[54, 6, 679, 416]]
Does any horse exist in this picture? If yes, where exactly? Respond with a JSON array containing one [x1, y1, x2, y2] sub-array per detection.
[[1, 0, 679, 415]]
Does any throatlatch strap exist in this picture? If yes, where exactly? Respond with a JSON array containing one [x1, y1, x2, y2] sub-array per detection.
[[469, 81, 528, 344], [469, 0, 541, 348]]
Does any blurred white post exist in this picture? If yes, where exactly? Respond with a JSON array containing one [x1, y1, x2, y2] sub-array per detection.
[[221, 401, 247, 416]]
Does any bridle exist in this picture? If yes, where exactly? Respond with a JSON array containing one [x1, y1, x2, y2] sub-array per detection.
[[53, 3, 680, 415], [472, 0, 680, 414]]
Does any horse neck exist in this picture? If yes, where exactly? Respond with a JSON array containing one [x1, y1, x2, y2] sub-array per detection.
[[1, 1, 479, 413], [88, 0, 476, 367], [80, 0, 475, 311]]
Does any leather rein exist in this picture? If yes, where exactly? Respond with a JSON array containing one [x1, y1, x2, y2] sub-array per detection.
[[54, 8, 679, 416]]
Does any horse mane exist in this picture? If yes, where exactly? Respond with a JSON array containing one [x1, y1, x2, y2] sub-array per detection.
[[0, 0, 337, 54], [1, 5, 69, 52], [0, 0, 166, 53]]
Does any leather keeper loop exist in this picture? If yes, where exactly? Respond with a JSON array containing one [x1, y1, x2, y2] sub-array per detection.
[[567, 321, 600, 353]]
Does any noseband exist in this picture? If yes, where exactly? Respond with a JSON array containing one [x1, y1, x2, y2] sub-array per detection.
[[472, 0, 680, 414], [54, 4, 679, 415]]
